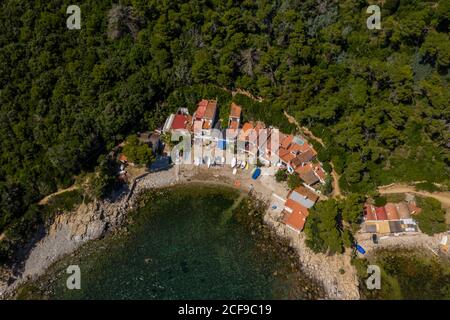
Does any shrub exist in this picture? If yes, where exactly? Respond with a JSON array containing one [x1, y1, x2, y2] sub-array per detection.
[[287, 174, 303, 189], [374, 196, 387, 207], [275, 169, 288, 182], [415, 197, 448, 235], [415, 182, 441, 193]]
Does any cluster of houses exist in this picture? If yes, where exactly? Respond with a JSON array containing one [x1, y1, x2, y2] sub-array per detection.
[[362, 195, 421, 234], [117, 98, 427, 238], [161, 99, 327, 233]]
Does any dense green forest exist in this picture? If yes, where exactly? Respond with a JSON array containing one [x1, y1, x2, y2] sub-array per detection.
[[0, 0, 449, 261]]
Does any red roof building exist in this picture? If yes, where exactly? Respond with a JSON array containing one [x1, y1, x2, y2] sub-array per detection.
[[282, 199, 309, 232], [385, 203, 400, 220], [171, 114, 190, 130], [364, 204, 377, 221], [375, 207, 388, 220]]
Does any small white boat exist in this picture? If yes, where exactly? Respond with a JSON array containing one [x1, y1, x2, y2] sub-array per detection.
[[194, 157, 201, 166], [240, 161, 247, 169], [231, 157, 237, 168], [205, 156, 211, 168], [232, 168, 237, 175]]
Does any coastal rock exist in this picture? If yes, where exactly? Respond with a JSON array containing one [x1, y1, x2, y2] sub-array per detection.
[[0, 165, 365, 300]]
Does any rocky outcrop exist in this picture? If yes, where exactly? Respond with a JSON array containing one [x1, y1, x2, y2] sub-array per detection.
[[0, 165, 361, 299], [264, 207, 360, 300]]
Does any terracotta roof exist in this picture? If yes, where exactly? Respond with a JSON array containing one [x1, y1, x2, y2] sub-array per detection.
[[297, 142, 312, 153], [396, 202, 411, 219], [313, 165, 326, 181], [283, 199, 309, 232], [202, 121, 211, 129], [171, 114, 189, 130], [229, 102, 241, 119], [408, 203, 422, 215], [295, 163, 313, 174], [290, 156, 303, 169], [280, 135, 294, 149], [375, 207, 387, 220], [385, 203, 400, 220], [294, 186, 319, 203], [254, 121, 265, 133], [195, 100, 207, 120], [287, 143, 304, 154], [193, 120, 203, 132], [295, 149, 316, 163], [204, 100, 218, 120], [239, 122, 255, 141], [118, 154, 128, 162], [278, 148, 296, 163], [299, 169, 319, 185], [364, 204, 377, 221]]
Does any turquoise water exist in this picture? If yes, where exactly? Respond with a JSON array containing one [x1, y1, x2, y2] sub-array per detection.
[[23, 185, 324, 299]]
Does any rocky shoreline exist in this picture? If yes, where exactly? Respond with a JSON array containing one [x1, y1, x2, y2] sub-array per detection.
[[0, 165, 360, 300]]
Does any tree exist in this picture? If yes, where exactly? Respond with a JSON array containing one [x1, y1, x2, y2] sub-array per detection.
[[304, 199, 344, 254], [287, 174, 303, 189], [275, 169, 288, 182], [415, 198, 447, 236], [122, 135, 155, 166]]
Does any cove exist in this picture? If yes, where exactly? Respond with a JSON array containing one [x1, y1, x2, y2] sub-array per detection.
[[18, 184, 325, 299]]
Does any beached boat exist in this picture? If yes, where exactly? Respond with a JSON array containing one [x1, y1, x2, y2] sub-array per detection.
[[231, 157, 237, 168]]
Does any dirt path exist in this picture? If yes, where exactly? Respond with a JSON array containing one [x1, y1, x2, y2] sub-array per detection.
[[378, 184, 450, 208], [379, 184, 450, 223], [284, 111, 343, 198], [38, 185, 79, 205]]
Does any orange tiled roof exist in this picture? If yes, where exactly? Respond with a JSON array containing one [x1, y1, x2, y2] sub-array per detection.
[[280, 135, 294, 149], [283, 200, 309, 232], [385, 203, 400, 220], [293, 186, 319, 202], [202, 121, 211, 129], [239, 122, 254, 141], [278, 147, 296, 163], [295, 163, 313, 174], [285, 199, 309, 216], [118, 154, 128, 162], [195, 100, 208, 120], [313, 165, 326, 181], [230, 102, 241, 119], [204, 100, 217, 120], [193, 120, 203, 132]]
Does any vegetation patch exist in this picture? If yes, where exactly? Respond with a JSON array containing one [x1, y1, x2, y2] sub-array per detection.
[[355, 250, 450, 300]]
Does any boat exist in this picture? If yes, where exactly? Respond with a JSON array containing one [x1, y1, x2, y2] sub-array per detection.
[[231, 157, 237, 168], [240, 161, 246, 169], [251, 168, 261, 180], [205, 156, 211, 168], [355, 244, 366, 254], [232, 168, 237, 175]]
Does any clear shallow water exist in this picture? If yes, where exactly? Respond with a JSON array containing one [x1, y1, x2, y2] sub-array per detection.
[[23, 185, 324, 299]]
